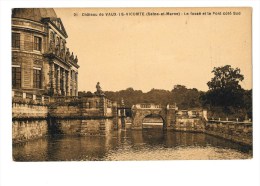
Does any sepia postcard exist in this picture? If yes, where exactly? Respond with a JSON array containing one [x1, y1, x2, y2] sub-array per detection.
[[11, 7, 252, 161]]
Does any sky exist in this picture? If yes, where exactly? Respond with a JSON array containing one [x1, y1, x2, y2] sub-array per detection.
[[55, 8, 252, 93]]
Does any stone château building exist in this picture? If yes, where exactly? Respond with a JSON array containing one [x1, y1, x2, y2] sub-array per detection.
[[12, 8, 79, 96]]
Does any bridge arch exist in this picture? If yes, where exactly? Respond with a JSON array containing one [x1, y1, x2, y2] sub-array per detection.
[[142, 113, 166, 129]]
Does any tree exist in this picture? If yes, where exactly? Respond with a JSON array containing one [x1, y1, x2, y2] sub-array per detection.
[[207, 65, 244, 91], [171, 85, 202, 109], [203, 65, 245, 108]]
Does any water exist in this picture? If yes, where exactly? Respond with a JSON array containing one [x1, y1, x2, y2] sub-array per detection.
[[13, 129, 252, 161]]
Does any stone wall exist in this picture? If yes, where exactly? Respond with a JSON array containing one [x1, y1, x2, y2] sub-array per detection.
[[174, 118, 205, 132], [12, 102, 49, 143], [12, 120, 48, 143], [173, 109, 206, 132], [48, 118, 114, 136], [205, 121, 252, 146], [49, 105, 82, 118], [12, 102, 48, 119]]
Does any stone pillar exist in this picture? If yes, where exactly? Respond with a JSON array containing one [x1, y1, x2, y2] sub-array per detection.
[[50, 62, 55, 95], [70, 70, 74, 96], [75, 72, 78, 96], [22, 92, 26, 99], [63, 69, 66, 96], [57, 66, 60, 95], [112, 101, 118, 130], [67, 70, 71, 96], [166, 107, 175, 130]]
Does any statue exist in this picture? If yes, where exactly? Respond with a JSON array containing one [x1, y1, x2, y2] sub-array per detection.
[[60, 48, 65, 59], [65, 48, 70, 62], [74, 55, 78, 63], [70, 52, 74, 61], [96, 82, 102, 92], [95, 82, 104, 96], [55, 44, 60, 56], [60, 41, 65, 59]]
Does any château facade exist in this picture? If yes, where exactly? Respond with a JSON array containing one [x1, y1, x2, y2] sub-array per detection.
[[12, 8, 79, 96]]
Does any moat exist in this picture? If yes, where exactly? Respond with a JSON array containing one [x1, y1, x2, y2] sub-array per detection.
[[13, 129, 252, 161]]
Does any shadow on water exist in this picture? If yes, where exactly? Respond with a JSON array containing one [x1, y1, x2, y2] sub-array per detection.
[[13, 128, 252, 161]]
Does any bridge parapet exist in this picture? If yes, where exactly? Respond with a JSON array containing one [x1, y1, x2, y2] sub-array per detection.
[[133, 103, 163, 109]]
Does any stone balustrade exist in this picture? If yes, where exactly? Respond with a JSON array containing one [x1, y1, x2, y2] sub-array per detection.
[[12, 90, 50, 105], [134, 103, 163, 109]]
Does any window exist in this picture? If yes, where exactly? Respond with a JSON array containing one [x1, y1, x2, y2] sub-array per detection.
[[33, 68, 41, 88], [34, 36, 42, 51], [12, 67, 21, 89], [12, 33, 20, 48]]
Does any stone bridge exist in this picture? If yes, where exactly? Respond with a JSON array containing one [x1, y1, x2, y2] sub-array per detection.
[[131, 103, 178, 130]]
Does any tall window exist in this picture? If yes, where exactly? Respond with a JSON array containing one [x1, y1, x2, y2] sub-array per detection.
[[34, 36, 42, 51], [12, 67, 21, 89], [12, 33, 20, 48], [33, 68, 41, 88]]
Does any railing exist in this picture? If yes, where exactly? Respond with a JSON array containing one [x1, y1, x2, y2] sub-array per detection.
[[26, 93, 33, 100], [176, 109, 207, 119], [135, 103, 162, 109], [13, 90, 23, 98], [51, 96, 79, 103], [12, 90, 50, 105], [207, 118, 252, 124]]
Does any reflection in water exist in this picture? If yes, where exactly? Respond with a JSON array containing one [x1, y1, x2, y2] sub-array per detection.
[[13, 129, 252, 161]]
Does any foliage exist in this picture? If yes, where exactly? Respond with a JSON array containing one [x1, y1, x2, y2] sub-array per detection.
[[79, 86, 202, 109], [201, 65, 252, 120], [207, 65, 244, 90], [171, 85, 202, 109], [202, 65, 245, 107]]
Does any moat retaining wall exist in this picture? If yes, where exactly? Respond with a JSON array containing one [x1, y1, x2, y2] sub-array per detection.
[[205, 121, 252, 146], [48, 118, 114, 136], [12, 120, 48, 143], [12, 102, 49, 143], [12, 95, 117, 143]]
